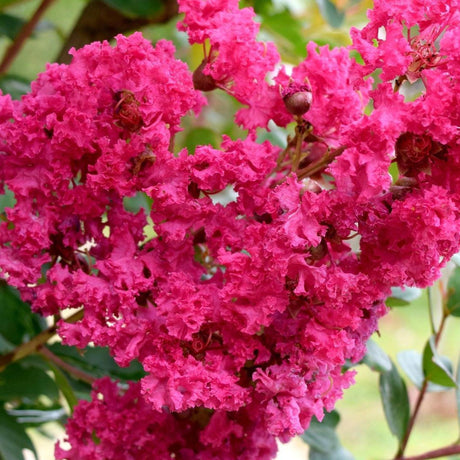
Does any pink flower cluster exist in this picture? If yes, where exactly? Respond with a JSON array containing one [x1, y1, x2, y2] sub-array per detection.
[[0, 0, 459, 458]]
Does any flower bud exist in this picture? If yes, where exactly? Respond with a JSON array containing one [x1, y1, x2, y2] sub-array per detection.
[[193, 60, 217, 92], [283, 91, 312, 116], [282, 83, 312, 116]]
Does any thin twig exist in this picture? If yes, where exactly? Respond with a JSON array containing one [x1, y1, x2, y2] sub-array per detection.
[[396, 444, 460, 460], [0, 0, 57, 75], [394, 306, 450, 459], [39, 345, 96, 385], [0, 308, 84, 371]]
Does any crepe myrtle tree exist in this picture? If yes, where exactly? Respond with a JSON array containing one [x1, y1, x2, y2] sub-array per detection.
[[0, 0, 460, 459]]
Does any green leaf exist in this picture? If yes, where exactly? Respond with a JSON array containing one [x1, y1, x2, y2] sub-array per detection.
[[301, 412, 354, 459], [47, 343, 146, 381], [362, 339, 392, 372], [259, 9, 307, 58], [315, 0, 345, 29], [0, 362, 59, 402], [0, 14, 23, 39], [0, 75, 30, 100], [0, 283, 46, 346], [398, 349, 455, 393], [123, 192, 152, 214], [422, 336, 456, 388], [0, 409, 36, 460], [309, 446, 355, 460], [45, 360, 78, 413], [397, 350, 424, 389], [0, 185, 16, 212], [184, 127, 220, 152], [447, 266, 460, 317], [302, 423, 340, 452], [379, 361, 410, 443], [101, 0, 163, 18]]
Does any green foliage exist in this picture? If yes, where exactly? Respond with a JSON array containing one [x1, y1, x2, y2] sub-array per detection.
[[47, 343, 146, 382], [0, 408, 37, 460], [101, 0, 163, 18], [379, 361, 410, 443], [0, 362, 59, 402], [301, 411, 354, 459], [315, 0, 345, 28], [0, 283, 46, 349], [422, 336, 456, 388], [362, 338, 392, 373]]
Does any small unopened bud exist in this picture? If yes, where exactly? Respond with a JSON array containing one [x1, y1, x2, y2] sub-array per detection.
[[193, 60, 217, 92], [283, 91, 312, 116], [282, 83, 312, 116]]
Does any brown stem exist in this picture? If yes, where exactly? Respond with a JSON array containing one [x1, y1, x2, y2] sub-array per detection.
[[395, 379, 429, 458], [297, 145, 346, 179], [39, 345, 96, 385], [395, 309, 450, 458], [0, 309, 84, 371], [0, 0, 57, 75], [396, 444, 460, 460], [56, 0, 179, 64]]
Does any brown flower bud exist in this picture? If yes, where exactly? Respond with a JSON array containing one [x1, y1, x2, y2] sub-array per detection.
[[193, 60, 217, 92], [283, 90, 313, 116]]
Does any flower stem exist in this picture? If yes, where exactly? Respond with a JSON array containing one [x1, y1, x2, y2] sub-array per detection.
[[39, 345, 96, 385], [0, 308, 84, 371], [394, 306, 449, 459], [396, 444, 460, 460], [0, 0, 57, 76]]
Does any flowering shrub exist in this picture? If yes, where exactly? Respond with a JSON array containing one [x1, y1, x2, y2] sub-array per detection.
[[0, 0, 459, 459]]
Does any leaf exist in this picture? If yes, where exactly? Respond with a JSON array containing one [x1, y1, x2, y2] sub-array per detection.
[[101, 0, 163, 18], [259, 9, 307, 58], [0, 409, 36, 460], [45, 361, 78, 413], [446, 266, 460, 317], [422, 336, 456, 388], [379, 361, 410, 443], [315, 0, 345, 29], [0, 14, 23, 39], [47, 343, 146, 381], [0, 283, 46, 347], [184, 127, 220, 152], [362, 339, 392, 372], [309, 446, 355, 460], [398, 349, 455, 393], [0, 185, 16, 212], [301, 412, 354, 459], [0, 363, 59, 402], [386, 286, 422, 307], [397, 350, 424, 389], [0, 75, 30, 100]]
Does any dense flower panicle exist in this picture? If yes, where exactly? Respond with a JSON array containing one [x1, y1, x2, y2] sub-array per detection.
[[0, 0, 458, 458]]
